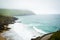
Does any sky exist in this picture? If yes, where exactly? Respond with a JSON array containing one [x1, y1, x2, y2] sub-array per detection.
[[0, 0, 60, 14]]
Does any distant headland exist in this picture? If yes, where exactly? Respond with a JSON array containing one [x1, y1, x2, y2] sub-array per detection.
[[0, 8, 35, 16]]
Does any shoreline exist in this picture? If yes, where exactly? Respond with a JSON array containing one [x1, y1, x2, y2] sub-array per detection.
[[9, 23, 46, 40]]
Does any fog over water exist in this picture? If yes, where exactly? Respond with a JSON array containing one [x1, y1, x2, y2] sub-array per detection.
[[0, 0, 60, 14]]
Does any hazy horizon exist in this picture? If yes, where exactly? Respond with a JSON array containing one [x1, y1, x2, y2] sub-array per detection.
[[0, 0, 60, 14]]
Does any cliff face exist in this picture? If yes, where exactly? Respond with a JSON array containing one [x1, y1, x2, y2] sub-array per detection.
[[0, 9, 35, 16], [0, 15, 18, 33]]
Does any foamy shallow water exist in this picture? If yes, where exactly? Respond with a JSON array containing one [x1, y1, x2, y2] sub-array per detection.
[[1, 28, 24, 40], [5, 23, 46, 40]]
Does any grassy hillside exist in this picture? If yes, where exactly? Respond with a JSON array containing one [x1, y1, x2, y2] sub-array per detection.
[[0, 9, 35, 16]]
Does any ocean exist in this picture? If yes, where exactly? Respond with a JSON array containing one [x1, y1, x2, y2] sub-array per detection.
[[15, 14, 60, 33], [12, 14, 60, 40]]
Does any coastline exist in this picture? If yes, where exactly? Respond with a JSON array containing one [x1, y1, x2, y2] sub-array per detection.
[[9, 22, 46, 40]]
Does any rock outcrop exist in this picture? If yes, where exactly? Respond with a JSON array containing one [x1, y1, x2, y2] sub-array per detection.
[[31, 30, 60, 40], [0, 15, 18, 33]]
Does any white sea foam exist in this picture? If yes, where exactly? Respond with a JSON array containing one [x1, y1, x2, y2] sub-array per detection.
[[8, 23, 46, 40], [33, 26, 47, 34]]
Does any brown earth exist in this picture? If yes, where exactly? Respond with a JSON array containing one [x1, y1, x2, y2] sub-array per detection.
[[0, 36, 6, 40]]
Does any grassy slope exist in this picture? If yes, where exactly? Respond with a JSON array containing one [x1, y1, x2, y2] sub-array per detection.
[[0, 9, 35, 16]]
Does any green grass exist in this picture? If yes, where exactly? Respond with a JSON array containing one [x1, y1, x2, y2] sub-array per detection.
[[0, 9, 35, 16], [48, 30, 60, 40]]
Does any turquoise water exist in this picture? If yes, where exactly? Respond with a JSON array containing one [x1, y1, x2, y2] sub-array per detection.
[[15, 14, 60, 33]]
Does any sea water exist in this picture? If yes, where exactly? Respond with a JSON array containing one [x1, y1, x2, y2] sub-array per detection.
[[16, 14, 60, 33], [13, 14, 60, 40]]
